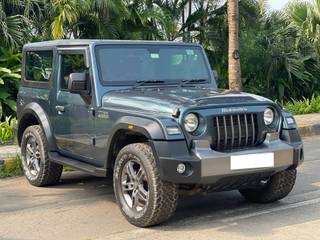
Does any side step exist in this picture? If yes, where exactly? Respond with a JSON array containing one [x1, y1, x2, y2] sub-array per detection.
[[48, 152, 107, 177]]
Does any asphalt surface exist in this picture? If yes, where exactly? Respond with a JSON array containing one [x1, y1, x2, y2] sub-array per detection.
[[1, 136, 320, 240]]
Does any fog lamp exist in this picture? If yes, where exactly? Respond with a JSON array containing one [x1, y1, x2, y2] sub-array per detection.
[[177, 163, 186, 174]]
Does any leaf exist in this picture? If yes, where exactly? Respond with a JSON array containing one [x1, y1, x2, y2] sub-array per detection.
[[2, 73, 21, 79], [4, 99, 17, 112], [0, 67, 11, 74], [11, 67, 21, 73], [0, 89, 10, 100]]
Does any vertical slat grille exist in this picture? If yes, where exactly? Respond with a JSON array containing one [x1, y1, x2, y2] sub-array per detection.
[[212, 113, 260, 151]]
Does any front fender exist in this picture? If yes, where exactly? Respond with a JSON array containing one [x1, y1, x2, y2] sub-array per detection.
[[109, 116, 185, 141], [105, 116, 185, 169], [111, 116, 165, 140]]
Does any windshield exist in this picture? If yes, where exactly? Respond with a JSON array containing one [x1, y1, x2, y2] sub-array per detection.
[[95, 44, 211, 85]]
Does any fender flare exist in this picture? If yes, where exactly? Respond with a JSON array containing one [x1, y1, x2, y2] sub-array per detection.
[[110, 116, 166, 140], [105, 116, 167, 169], [18, 102, 56, 151]]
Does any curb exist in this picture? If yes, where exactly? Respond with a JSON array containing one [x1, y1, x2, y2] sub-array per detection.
[[0, 146, 20, 160], [298, 124, 320, 138]]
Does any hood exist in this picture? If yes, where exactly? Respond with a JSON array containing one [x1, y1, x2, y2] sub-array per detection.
[[101, 86, 271, 116]]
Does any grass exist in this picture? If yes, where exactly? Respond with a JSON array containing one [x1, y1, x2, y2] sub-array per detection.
[[0, 116, 16, 144], [0, 155, 23, 179], [283, 95, 320, 115]]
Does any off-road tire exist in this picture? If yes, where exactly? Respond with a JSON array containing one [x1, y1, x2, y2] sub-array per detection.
[[21, 125, 63, 187], [239, 169, 297, 203], [113, 143, 178, 227]]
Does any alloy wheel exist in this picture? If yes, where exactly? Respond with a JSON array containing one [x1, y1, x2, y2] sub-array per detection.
[[24, 135, 41, 177], [121, 160, 149, 213]]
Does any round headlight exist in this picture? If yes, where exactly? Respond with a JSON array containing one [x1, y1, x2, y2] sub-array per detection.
[[264, 108, 274, 126], [184, 113, 199, 132]]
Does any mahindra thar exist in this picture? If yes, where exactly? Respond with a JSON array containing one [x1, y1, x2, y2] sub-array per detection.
[[16, 40, 303, 227]]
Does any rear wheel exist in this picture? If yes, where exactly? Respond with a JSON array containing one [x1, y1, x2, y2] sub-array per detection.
[[239, 169, 297, 203], [21, 125, 63, 187], [113, 143, 178, 227]]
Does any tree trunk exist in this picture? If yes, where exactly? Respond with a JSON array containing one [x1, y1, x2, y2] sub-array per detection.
[[182, 5, 185, 42], [227, 0, 242, 91], [188, 0, 192, 41]]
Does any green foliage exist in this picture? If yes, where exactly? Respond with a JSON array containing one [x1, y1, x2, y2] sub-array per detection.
[[0, 116, 17, 144], [283, 95, 320, 115], [0, 0, 319, 107], [0, 155, 23, 179], [288, 0, 320, 54], [0, 48, 21, 117]]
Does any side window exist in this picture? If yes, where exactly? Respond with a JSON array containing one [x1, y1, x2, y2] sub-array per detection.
[[25, 51, 53, 82], [60, 54, 87, 90]]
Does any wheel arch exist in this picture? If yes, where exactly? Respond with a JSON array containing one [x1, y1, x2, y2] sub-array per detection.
[[18, 102, 56, 151], [105, 116, 165, 170]]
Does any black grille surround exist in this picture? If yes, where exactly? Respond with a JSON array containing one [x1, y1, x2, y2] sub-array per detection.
[[211, 113, 265, 151]]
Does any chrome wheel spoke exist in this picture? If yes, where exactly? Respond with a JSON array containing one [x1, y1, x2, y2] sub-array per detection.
[[26, 144, 34, 156], [24, 135, 41, 178], [132, 190, 139, 210], [136, 168, 145, 182], [121, 160, 149, 212], [126, 162, 136, 181], [27, 158, 33, 168], [137, 185, 148, 203], [30, 138, 37, 151], [33, 158, 41, 172]]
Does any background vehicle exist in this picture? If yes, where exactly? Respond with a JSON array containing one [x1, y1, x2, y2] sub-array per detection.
[[16, 40, 303, 227]]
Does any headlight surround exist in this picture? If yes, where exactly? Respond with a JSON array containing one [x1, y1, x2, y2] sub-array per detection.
[[184, 113, 199, 133], [264, 108, 275, 126]]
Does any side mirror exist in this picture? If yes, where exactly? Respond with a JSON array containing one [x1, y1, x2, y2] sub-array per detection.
[[68, 73, 88, 94]]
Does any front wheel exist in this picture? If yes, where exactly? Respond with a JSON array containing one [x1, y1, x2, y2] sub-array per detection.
[[239, 169, 297, 203], [113, 143, 178, 227]]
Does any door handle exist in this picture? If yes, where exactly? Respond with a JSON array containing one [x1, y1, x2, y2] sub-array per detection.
[[56, 105, 65, 112]]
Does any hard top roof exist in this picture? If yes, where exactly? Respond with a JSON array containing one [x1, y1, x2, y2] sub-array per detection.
[[23, 39, 200, 49]]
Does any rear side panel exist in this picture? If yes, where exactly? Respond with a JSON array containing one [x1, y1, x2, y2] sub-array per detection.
[[17, 46, 58, 149]]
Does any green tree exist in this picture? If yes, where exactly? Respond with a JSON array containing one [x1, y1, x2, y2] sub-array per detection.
[[0, 48, 21, 117], [0, 0, 32, 47], [288, 0, 320, 54]]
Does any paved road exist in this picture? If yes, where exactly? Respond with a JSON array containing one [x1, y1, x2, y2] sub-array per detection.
[[1, 136, 320, 240]]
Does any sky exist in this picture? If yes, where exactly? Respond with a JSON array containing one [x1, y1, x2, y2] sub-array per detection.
[[269, 0, 290, 10], [269, 0, 312, 10]]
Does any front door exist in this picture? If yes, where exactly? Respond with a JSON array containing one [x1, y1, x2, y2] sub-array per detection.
[[53, 48, 97, 164]]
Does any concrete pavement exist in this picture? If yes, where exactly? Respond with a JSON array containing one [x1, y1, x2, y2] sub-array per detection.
[[0, 135, 320, 239]]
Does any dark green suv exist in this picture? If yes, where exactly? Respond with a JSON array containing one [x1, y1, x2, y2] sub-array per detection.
[[17, 40, 303, 227]]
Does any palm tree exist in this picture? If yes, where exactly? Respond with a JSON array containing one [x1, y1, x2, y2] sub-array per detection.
[[288, 0, 320, 54], [49, 0, 128, 39], [0, 0, 31, 48], [227, 0, 242, 91]]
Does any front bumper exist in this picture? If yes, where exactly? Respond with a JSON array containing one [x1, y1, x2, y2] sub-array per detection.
[[153, 130, 303, 184]]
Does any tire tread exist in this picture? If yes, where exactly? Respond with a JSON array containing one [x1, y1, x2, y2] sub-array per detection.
[[239, 169, 297, 203], [114, 143, 178, 227]]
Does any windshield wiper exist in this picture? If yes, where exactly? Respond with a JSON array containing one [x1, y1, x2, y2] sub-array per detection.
[[179, 79, 208, 87], [133, 80, 165, 88]]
